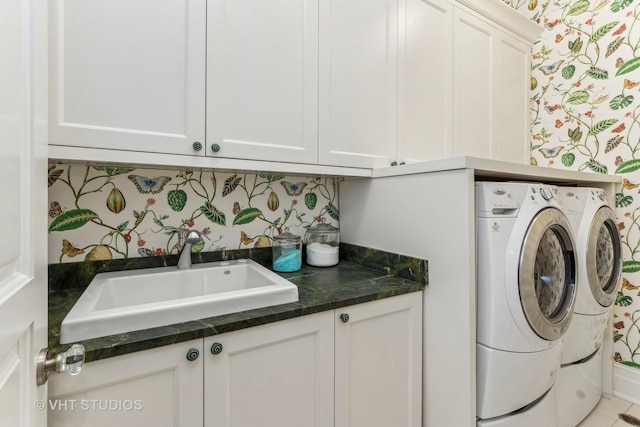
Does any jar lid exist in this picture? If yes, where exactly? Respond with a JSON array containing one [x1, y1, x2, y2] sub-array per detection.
[[306, 222, 339, 235], [273, 228, 301, 243]]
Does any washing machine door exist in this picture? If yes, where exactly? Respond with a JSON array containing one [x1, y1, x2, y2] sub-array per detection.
[[520, 207, 577, 341], [587, 206, 622, 307]]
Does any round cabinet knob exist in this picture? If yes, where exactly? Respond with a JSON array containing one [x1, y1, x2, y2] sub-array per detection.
[[211, 143, 221, 153], [186, 348, 200, 362], [210, 342, 223, 355], [340, 313, 349, 323], [192, 141, 202, 151]]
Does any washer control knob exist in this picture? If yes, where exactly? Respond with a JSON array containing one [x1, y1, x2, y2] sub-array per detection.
[[540, 187, 554, 201]]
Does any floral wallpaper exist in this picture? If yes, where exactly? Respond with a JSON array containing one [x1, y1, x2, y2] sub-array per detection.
[[514, 0, 640, 369], [47, 163, 339, 265]]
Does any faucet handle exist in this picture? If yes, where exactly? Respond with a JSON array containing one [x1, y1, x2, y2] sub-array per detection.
[[184, 229, 202, 243]]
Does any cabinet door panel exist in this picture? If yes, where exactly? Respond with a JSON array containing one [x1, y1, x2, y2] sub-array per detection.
[[319, 0, 397, 168], [49, 0, 206, 155], [496, 35, 531, 164], [335, 293, 422, 427], [452, 9, 494, 158], [399, 0, 453, 163], [207, 0, 318, 163], [48, 340, 204, 426], [205, 311, 334, 427]]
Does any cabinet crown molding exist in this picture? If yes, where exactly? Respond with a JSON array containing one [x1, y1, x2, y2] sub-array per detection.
[[454, 0, 542, 44]]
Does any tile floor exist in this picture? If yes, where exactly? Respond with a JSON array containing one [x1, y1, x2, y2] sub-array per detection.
[[577, 395, 640, 427]]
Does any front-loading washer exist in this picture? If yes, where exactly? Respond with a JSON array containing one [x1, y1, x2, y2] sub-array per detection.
[[476, 182, 577, 425], [556, 187, 622, 427]]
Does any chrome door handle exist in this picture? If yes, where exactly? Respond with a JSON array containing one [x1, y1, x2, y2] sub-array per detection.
[[36, 344, 85, 386]]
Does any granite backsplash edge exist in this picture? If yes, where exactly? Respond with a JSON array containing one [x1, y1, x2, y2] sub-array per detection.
[[49, 243, 428, 292]]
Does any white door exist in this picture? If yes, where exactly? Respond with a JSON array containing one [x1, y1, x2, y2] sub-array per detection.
[[0, 0, 48, 426]]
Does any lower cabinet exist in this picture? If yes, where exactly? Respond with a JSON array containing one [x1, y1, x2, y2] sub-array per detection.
[[49, 292, 422, 427], [48, 339, 204, 426]]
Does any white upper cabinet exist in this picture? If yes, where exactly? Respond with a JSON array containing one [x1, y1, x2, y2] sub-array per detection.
[[49, 0, 206, 156], [206, 0, 319, 163], [398, 0, 453, 164], [400, 0, 540, 166], [453, 6, 533, 163], [318, 0, 398, 168], [48, 0, 540, 168]]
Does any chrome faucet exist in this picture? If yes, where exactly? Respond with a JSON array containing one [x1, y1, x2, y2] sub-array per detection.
[[170, 228, 203, 269]]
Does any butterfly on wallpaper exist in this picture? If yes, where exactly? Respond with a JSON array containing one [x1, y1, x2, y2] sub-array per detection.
[[622, 178, 638, 191], [618, 222, 625, 231], [539, 60, 564, 76], [240, 231, 255, 246], [48, 201, 63, 218], [616, 156, 624, 166], [622, 278, 639, 291], [614, 352, 623, 363], [538, 146, 564, 158], [544, 105, 557, 114], [128, 175, 172, 194], [543, 20, 559, 31], [616, 58, 624, 68], [280, 181, 307, 196], [233, 201, 241, 215], [554, 119, 563, 128], [624, 79, 640, 89], [61, 239, 84, 257]]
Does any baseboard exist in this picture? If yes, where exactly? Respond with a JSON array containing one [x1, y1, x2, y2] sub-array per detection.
[[613, 362, 640, 405]]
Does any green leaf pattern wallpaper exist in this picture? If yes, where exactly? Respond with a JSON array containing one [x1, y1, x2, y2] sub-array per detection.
[[514, 0, 640, 368], [47, 164, 339, 265]]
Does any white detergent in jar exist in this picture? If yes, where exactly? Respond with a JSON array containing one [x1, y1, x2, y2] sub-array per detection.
[[306, 242, 339, 267]]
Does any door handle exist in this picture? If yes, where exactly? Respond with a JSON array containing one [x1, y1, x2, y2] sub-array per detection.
[[36, 344, 85, 386]]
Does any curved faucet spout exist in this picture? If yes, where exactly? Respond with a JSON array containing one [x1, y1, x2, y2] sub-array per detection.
[[176, 230, 202, 270]]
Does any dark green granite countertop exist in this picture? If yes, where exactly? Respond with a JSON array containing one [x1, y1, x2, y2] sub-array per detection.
[[49, 260, 424, 362]]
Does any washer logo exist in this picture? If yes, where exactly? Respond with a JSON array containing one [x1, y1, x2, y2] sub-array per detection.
[[492, 222, 500, 232]]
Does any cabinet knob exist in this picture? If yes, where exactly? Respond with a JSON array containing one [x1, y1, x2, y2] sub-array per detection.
[[186, 348, 200, 361], [340, 313, 350, 323], [36, 344, 85, 386], [210, 342, 223, 355], [192, 141, 202, 151], [211, 143, 221, 153]]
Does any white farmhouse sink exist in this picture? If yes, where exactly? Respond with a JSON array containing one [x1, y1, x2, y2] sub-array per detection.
[[60, 259, 298, 344]]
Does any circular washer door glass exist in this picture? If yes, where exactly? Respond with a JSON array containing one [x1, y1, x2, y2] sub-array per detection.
[[520, 207, 576, 341], [534, 228, 568, 319], [596, 222, 616, 291], [587, 207, 622, 307]]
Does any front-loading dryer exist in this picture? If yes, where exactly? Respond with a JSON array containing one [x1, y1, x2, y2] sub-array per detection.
[[558, 187, 621, 361], [556, 187, 622, 427], [476, 182, 577, 425]]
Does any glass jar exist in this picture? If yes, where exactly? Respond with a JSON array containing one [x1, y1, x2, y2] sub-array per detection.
[[304, 222, 340, 267], [272, 229, 302, 272]]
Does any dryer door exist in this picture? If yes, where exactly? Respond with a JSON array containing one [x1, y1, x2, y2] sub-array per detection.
[[587, 206, 622, 307], [520, 207, 577, 341]]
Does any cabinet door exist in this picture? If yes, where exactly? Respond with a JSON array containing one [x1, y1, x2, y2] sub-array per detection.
[[49, 0, 206, 156], [397, 0, 453, 164], [494, 33, 531, 164], [335, 292, 422, 427], [452, 8, 495, 159], [318, 0, 398, 168], [207, 0, 319, 163], [453, 7, 531, 164], [204, 311, 334, 427], [48, 340, 204, 426]]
